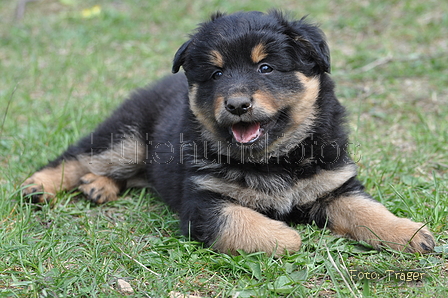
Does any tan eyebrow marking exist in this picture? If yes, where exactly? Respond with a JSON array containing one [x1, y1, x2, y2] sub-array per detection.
[[251, 43, 268, 64], [209, 50, 225, 68]]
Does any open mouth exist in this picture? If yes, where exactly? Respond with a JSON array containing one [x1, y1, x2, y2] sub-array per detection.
[[230, 122, 264, 144]]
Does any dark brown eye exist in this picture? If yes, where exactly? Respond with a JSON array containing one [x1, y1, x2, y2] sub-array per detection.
[[258, 64, 273, 74], [212, 70, 223, 80]]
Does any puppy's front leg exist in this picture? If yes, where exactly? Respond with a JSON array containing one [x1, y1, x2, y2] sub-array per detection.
[[215, 204, 302, 256], [181, 197, 301, 256], [326, 194, 435, 253]]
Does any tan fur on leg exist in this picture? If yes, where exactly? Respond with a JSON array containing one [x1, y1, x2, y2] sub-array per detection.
[[327, 195, 435, 253], [78, 173, 124, 204], [22, 160, 88, 203], [213, 204, 302, 257]]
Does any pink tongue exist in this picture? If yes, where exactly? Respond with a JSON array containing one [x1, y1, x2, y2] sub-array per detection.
[[231, 122, 261, 143]]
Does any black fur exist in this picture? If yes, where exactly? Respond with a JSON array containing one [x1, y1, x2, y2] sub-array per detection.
[[23, 10, 434, 255]]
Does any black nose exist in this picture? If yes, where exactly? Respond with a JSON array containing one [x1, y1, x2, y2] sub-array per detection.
[[225, 96, 252, 116]]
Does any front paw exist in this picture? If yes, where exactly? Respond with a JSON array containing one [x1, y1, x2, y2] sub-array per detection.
[[213, 204, 302, 257], [328, 196, 435, 253], [385, 219, 435, 253]]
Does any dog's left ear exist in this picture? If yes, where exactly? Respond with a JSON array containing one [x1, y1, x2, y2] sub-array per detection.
[[172, 39, 191, 73], [272, 11, 330, 74], [291, 23, 331, 74]]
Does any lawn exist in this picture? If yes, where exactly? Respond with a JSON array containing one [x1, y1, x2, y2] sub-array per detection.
[[1, 0, 447, 297]]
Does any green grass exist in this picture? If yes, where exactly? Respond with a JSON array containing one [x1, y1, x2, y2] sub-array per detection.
[[1, 0, 447, 297]]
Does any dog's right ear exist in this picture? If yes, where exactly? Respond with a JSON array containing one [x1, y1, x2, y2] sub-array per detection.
[[172, 39, 191, 73]]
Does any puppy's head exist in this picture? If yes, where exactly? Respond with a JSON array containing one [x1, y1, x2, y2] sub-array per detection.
[[173, 11, 330, 161]]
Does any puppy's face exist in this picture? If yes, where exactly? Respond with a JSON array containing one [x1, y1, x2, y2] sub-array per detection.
[[173, 11, 330, 161]]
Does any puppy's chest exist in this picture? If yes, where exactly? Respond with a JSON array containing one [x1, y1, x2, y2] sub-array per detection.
[[193, 164, 357, 214]]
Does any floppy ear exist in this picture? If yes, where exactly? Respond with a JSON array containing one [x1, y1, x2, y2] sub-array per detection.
[[172, 39, 191, 73], [270, 11, 330, 73], [292, 22, 331, 74]]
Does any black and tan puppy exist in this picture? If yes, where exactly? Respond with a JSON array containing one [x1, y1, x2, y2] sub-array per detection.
[[22, 11, 434, 256]]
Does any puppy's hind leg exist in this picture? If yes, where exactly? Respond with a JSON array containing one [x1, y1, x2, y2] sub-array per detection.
[[76, 131, 148, 204], [22, 159, 89, 203], [22, 128, 147, 204], [78, 173, 125, 204]]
